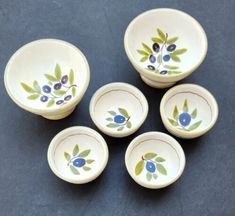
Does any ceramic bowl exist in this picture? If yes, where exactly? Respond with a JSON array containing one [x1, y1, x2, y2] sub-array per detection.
[[4, 39, 90, 120], [125, 132, 185, 189], [47, 126, 109, 184], [124, 8, 208, 88], [160, 84, 219, 139], [89, 82, 148, 137]]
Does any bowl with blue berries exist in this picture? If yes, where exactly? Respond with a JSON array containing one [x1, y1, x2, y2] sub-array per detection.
[[124, 8, 208, 88], [4, 39, 90, 119]]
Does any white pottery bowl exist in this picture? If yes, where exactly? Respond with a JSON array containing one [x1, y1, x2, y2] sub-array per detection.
[[124, 8, 208, 88], [47, 126, 109, 184], [89, 82, 148, 137], [4, 39, 90, 120], [125, 132, 185, 189], [160, 84, 219, 139]]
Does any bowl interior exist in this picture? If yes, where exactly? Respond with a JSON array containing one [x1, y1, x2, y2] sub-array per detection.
[[48, 127, 108, 183], [125, 9, 207, 76], [5, 39, 89, 111], [91, 83, 148, 133], [126, 132, 185, 188], [162, 84, 218, 133]]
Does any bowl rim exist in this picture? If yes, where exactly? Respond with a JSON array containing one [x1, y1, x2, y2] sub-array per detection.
[[124, 8, 208, 81], [160, 83, 219, 138], [125, 131, 186, 189], [47, 126, 109, 184], [4, 38, 90, 115], [89, 82, 149, 138]]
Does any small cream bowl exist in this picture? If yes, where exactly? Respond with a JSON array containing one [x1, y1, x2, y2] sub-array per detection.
[[89, 82, 149, 138], [4, 39, 90, 120], [124, 8, 208, 88]]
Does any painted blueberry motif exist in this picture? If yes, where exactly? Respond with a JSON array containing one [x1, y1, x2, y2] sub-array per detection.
[[179, 112, 191, 127], [54, 83, 62, 90], [160, 70, 168, 75], [73, 158, 86, 167], [114, 115, 125, 124], [152, 43, 160, 52], [42, 85, 51, 93], [167, 44, 176, 52], [64, 95, 72, 101], [146, 162, 156, 173], [163, 54, 171, 62], [40, 95, 48, 102], [56, 100, 64, 105], [61, 75, 68, 84], [147, 65, 155, 70], [149, 55, 156, 63]]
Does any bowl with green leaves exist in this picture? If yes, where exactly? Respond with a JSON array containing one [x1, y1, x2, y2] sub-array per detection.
[[124, 8, 208, 88], [4, 39, 90, 119], [160, 84, 218, 139]]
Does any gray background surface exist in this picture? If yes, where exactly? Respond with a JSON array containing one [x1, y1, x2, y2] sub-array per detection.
[[0, 0, 234, 216]]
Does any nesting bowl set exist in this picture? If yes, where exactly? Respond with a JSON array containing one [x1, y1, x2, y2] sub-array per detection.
[[4, 8, 218, 189]]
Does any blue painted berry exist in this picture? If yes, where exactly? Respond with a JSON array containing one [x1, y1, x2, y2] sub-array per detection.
[[54, 83, 62, 90], [149, 55, 156, 63], [40, 95, 48, 102], [61, 75, 68, 84], [147, 65, 155, 70], [114, 115, 125, 124], [42, 85, 51, 93], [152, 43, 160, 52], [160, 70, 168, 75], [64, 95, 72, 101], [163, 55, 170, 62], [167, 44, 176, 52], [73, 158, 86, 167], [56, 100, 64, 105], [146, 161, 156, 173], [179, 112, 191, 127]]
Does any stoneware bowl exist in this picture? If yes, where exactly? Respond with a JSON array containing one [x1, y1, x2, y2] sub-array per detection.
[[4, 39, 90, 120], [47, 126, 109, 184], [124, 8, 208, 88], [125, 132, 185, 189], [89, 82, 148, 138], [160, 84, 219, 139]]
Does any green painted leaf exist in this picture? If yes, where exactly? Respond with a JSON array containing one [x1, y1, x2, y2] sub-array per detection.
[[142, 43, 152, 54], [53, 90, 66, 96], [21, 82, 33, 93], [70, 165, 79, 175], [137, 49, 149, 56], [167, 37, 178, 44], [153, 173, 158, 179], [48, 81, 53, 85], [168, 71, 182, 74], [106, 117, 113, 121], [157, 54, 162, 63], [135, 160, 144, 175], [146, 172, 152, 181], [154, 69, 160, 74], [64, 152, 70, 161], [69, 69, 74, 85], [72, 86, 76, 97], [73, 144, 79, 156], [173, 49, 187, 55], [188, 120, 202, 131], [126, 121, 132, 129], [144, 153, 157, 159], [78, 149, 91, 158], [168, 118, 178, 126], [140, 56, 148, 62], [164, 65, 179, 70], [157, 28, 166, 41], [173, 106, 179, 120], [44, 74, 57, 82], [83, 166, 91, 171], [151, 37, 163, 43], [157, 164, 167, 175], [27, 94, 39, 100], [108, 111, 116, 116], [106, 123, 119, 128], [54, 64, 61, 80], [117, 126, 124, 131], [33, 81, 41, 93], [86, 159, 94, 164], [170, 54, 181, 62], [118, 108, 129, 118], [183, 99, 189, 112], [191, 108, 197, 119], [155, 157, 165, 162], [47, 99, 55, 107]]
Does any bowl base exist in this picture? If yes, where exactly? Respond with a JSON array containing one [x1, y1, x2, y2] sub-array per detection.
[[42, 106, 76, 120], [140, 75, 176, 89]]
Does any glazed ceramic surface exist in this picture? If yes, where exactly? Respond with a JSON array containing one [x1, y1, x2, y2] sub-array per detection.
[[160, 84, 218, 139], [125, 132, 185, 189], [47, 126, 109, 184], [4, 39, 90, 120], [124, 8, 208, 88], [89, 82, 148, 137]]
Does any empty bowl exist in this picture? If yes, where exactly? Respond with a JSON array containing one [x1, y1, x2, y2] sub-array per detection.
[[125, 132, 185, 189], [47, 126, 109, 184], [124, 8, 208, 88], [4, 39, 90, 120], [89, 82, 148, 137], [160, 84, 219, 139]]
